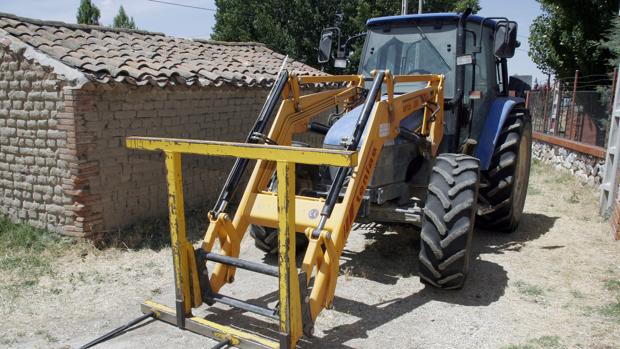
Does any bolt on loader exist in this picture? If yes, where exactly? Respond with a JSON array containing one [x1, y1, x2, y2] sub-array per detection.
[[83, 8, 531, 349]]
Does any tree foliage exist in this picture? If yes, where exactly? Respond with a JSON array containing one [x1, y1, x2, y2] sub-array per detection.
[[112, 6, 136, 30], [601, 16, 620, 69], [597, 16, 620, 105], [529, 0, 620, 82], [212, 0, 480, 69], [76, 0, 101, 25], [427, 0, 481, 13]]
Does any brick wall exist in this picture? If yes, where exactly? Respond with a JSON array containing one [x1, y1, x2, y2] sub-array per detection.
[[0, 47, 329, 237], [74, 84, 269, 235], [0, 45, 75, 234]]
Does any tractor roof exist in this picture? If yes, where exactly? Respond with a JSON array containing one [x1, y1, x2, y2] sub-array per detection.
[[367, 12, 499, 28]]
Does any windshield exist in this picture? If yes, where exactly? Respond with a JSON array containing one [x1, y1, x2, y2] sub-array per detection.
[[360, 24, 457, 97]]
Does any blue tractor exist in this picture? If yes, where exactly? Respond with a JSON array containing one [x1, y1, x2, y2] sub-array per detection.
[[250, 9, 531, 289]]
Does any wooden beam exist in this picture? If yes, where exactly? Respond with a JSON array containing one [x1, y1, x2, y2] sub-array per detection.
[[533, 131, 606, 159]]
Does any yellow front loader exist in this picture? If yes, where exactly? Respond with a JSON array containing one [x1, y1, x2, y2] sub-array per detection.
[[116, 68, 453, 349]]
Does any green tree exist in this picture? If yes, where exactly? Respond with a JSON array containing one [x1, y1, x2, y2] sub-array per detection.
[[601, 16, 620, 69], [76, 0, 100, 25], [529, 0, 620, 84], [425, 0, 481, 13], [597, 16, 620, 105], [212, 0, 480, 69], [112, 5, 136, 29]]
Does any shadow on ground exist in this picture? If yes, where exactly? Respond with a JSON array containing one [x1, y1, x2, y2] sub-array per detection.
[[94, 206, 210, 250], [198, 212, 558, 348]]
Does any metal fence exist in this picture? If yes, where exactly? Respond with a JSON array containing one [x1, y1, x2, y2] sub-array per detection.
[[528, 87, 611, 147]]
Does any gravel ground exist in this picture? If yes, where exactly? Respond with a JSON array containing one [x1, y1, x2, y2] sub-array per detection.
[[1, 161, 620, 349]]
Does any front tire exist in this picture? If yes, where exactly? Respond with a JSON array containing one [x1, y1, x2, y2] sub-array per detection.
[[249, 163, 317, 255], [249, 225, 308, 254], [418, 154, 480, 289], [477, 111, 532, 232]]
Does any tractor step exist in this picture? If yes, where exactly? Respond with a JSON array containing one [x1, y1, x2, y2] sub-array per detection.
[[209, 293, 279, 320], [204, 252, 279, 277]]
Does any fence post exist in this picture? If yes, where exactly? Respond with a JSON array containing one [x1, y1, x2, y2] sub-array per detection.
[[542, 86, 549, 132], [525, 90, 530, 109], [569, 70, 579, 140], [610, 67, 618, 115], [552, 80, 562, 136]]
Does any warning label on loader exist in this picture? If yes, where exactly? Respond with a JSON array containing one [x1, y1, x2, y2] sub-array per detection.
[[379, 123, 390, 138]]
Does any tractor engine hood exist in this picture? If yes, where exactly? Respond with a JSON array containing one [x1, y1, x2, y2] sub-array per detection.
[[323, 94, 424, 149]]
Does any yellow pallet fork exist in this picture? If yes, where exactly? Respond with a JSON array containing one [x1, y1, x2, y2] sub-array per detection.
[[82, 68, 444, 349]]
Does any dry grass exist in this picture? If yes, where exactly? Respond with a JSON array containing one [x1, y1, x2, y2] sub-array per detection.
[[503, 335, 564, 349], [1, 160, 620, 349]]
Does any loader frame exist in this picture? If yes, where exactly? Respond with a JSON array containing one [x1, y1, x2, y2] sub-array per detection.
[[127, 71, 444, 348]]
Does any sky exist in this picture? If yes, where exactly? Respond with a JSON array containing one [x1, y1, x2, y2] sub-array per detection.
[[0, 0, 546, 82]]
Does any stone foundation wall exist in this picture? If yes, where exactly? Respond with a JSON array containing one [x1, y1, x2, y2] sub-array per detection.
[[532, 140, 605, 186]]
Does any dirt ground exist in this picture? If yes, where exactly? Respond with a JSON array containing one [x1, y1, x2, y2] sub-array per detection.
[[2, 160, 620, 349]]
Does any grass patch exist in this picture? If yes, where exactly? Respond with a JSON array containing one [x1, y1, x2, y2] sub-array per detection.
[[530, 158, 544, 176], [528, 184, 542, 196], [598, 278, 620, 322], [34, 329, 58, 343], [542, 167, 574, 185], [570, 290, 586, 299], [604, 279, 620, 292], [599, 301, 620, 322], [514, 280, 545, 297], [567, 189, 580, 204], [0, 337, 17, 346], [0, 215, 67, 252], [0, 215, 70, 300], [503, 335, 564, 349]]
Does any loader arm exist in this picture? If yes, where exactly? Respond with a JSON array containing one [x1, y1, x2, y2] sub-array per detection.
[[128, 71, 444, 348]]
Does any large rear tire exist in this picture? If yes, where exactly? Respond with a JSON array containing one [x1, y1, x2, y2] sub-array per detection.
[[477, 111, 532, 232], [418, 154, 480, 289]]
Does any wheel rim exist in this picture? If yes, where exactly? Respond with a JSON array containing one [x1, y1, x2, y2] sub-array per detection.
[[511, 129, 531, 221]]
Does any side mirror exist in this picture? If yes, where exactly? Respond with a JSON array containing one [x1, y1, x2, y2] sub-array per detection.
[[494, 20, 518, 58], [318, 29, 336, 64]]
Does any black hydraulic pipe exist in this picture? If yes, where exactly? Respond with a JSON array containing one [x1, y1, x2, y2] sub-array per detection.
[[212, 338, 232, 349], [210, 60, 289, 217], [210, 293, 279, 320], [309, 121, 331, 135], [348, 71, 385, 150], [78, 312, 155, 349], [313, 71, 385, 237], [204, 252, 279, 277]]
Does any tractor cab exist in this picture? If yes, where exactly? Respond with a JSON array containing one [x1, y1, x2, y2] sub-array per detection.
[[319, 11, 519, 154]]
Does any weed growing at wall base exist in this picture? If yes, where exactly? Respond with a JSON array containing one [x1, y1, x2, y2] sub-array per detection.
[[0, 215, 69, 300]]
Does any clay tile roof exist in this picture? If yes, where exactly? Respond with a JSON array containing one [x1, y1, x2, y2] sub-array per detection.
[[0, 12, 325, 87]]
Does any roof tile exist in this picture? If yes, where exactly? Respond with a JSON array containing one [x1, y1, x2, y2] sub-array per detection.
[[0, 12, 324, 87]]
